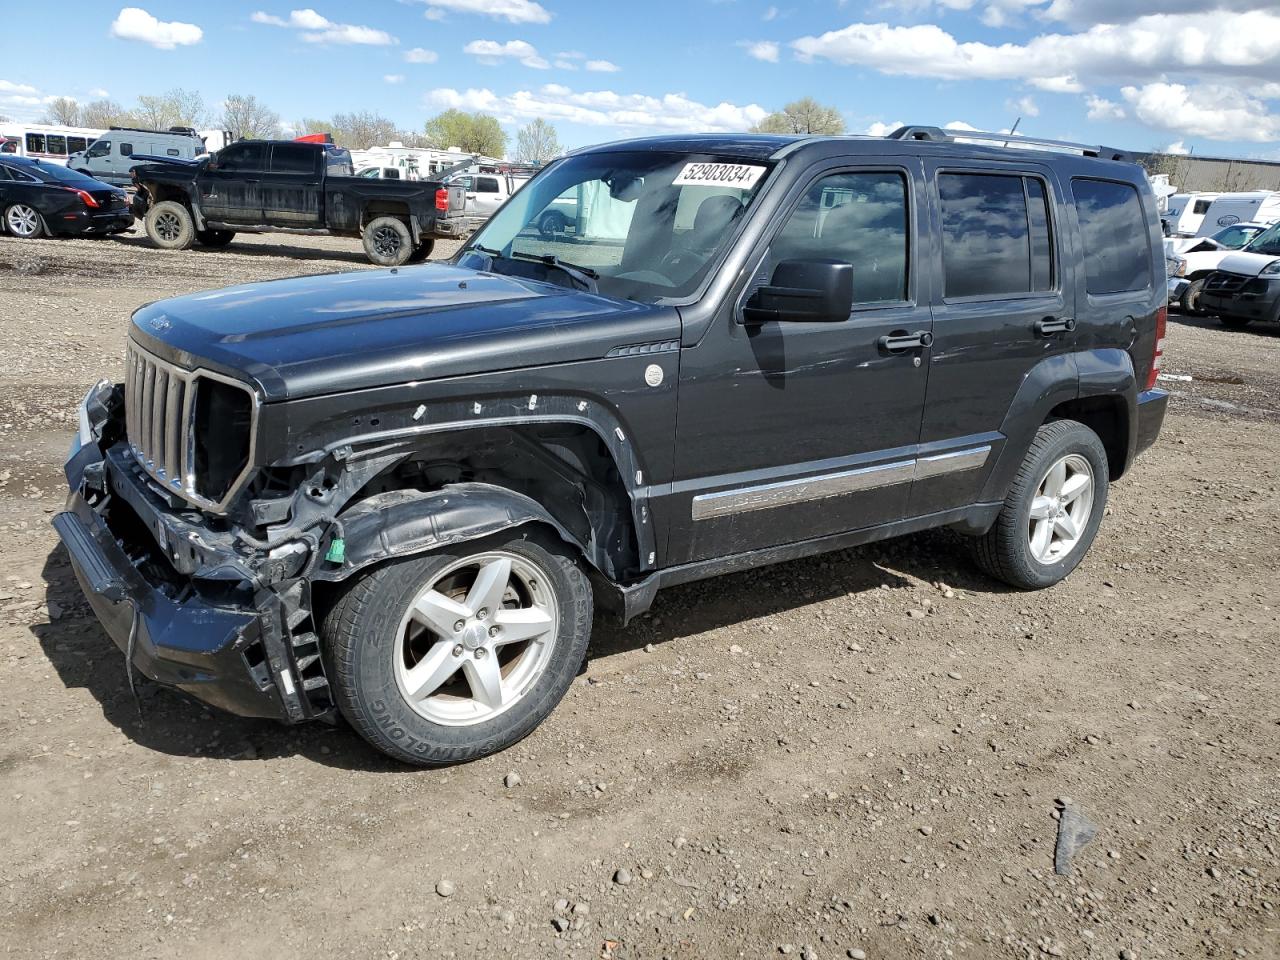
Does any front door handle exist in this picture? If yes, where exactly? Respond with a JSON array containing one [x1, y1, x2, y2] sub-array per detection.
[[878, 330, 934, 352], [1035, 316, 1076, 336]]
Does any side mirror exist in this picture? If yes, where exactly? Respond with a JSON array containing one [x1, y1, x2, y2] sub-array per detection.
[[743, 259, 854, 324]]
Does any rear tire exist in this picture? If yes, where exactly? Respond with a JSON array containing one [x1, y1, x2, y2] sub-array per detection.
[[1219, 314, 1254, 329], [538, 210, 568, 238], [406, 238, 435, 263], [323, 530, 592, 767], [970, 420, 1109, 590], [145, 200, 195, 251], [195, 228, 235, 248], [4, 203, 44, 239], [362, 216, 413, 266]]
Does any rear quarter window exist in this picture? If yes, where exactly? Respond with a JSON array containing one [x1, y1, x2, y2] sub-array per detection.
[[1072, 178, 1151, 295]]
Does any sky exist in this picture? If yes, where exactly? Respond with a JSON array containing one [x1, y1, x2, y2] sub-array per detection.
[[2, 1, 1279, 159]]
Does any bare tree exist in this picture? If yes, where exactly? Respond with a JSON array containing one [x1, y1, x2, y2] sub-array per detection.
[[134, 88, 207, 130], [750, 97, 845, 135], [515, 118, 562, 164], [81, 99, 135, 129], [41, 97, 82, 126], [220, 94, 281, 139]]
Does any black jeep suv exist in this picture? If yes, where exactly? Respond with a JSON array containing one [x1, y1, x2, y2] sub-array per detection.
[[56, 127, 1168, 766]]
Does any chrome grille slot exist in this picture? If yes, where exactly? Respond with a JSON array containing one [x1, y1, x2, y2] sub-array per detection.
[[123, 341, 258, 513]]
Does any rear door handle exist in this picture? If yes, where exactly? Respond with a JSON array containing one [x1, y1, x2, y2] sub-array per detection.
[[1035, 317, 1076, 336], [878, 330, 933, 352]]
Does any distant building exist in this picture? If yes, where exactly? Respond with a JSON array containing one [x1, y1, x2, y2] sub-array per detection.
[[1137, 151, 1280, 193]]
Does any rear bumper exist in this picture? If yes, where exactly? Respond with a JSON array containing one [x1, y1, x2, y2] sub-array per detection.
[[49, 208, 134, 235], [433, 216, 484, 238], [1135, 389, 1168, 459]]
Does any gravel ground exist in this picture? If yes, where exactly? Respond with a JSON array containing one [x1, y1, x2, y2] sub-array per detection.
[[1, 229, 1277, 960]]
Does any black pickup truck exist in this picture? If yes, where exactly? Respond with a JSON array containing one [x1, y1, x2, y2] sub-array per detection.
[[131, 139, 442, 265]]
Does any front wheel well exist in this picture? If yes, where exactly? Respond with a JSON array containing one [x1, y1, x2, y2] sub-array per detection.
[[1045, 396, 1128, 480]]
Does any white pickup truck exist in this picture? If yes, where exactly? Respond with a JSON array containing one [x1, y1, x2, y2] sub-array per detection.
[[433, 172, 523, 237]]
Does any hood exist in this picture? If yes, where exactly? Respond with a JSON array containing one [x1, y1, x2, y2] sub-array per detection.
[[1217, 251, 1280, 278], [129, 263, 679, 401]]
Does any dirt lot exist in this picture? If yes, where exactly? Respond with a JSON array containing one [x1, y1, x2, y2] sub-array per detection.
[[1, 229, 1277, 960]]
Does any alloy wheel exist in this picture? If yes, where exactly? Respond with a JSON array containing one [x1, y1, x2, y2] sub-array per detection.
[[373, 226, 402, 258], [393, 551, 559, 726], [6, 205, 39, 237], [155, 212, 182, 243], [1027, 453, 1094, 565]]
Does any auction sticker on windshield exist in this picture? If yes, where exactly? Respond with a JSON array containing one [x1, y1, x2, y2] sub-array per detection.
[[673, 162, 767, 189]]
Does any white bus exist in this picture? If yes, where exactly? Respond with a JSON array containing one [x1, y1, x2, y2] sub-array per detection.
[[0, 122, 106, 165]]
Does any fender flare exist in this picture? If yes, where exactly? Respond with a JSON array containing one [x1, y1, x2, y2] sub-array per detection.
[[309, 482, 586, 583]]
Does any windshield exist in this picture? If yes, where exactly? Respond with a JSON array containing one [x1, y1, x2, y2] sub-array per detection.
[[1244, 221, 1280, 256], [460, 151, 773, 302]]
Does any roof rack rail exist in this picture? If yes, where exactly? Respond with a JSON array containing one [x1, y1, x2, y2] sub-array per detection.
[[107, 125, 201, 137], [886, 125, 1129, 162]]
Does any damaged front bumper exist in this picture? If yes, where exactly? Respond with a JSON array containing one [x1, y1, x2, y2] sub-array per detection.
[[53, 382, 331, 723]]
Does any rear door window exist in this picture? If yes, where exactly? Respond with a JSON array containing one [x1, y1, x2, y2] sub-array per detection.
[[270, 143, 316, 174], [476, 177, 500, 193], [938, 172, 1055, 299], [1072, 178, 1151, 295]]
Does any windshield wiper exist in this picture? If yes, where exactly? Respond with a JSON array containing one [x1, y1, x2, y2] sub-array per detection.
[[469, 244, 599, 291], [509, 251, 599, 290]]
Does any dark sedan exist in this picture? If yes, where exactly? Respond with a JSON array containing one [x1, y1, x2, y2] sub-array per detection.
[[0, 157, 132, 239]]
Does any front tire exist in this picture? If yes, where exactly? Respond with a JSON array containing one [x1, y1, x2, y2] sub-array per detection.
[[362, 216, 413, 266], [971, 420, 1109, 590], [1179, 278, 1205, 315], [323, 531, 592, 767], [538, 210, 568, 238], [145, 200, 195, 250], [4, 203, 44, 238]]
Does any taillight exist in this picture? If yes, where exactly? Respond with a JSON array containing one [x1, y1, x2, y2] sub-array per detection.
[[1146, 305, 1166, 390], [65, 187, 99, 208], [435, 188, 449, 211]]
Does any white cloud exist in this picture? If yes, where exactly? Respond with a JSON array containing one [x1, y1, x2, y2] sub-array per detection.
[[763, 5, 779, 20], [404, 46, 439, 63], [0, 80, 38, 95], [426, 84, 768, 133], [863, 119, 905, 137], [585, 59, 620, 72], [1164, 140, 1190, 155], [1008, 95, 1039, 117], [89, 87, 111, 98], [744, 40, 780, 62], [384, 74, 406, 84], [1121, 81, 1280, 142], [1085, 94, 1125, 121], [109, 7, 203, 49], [464, 39, 549, 69], [422, 0, 551, 24], [252, 9, 397, 45], [790, 11, 1280, 87], [1029, 75, 1084, 94]]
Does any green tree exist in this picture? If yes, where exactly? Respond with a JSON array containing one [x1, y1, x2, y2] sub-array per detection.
[[515, 118, 561, 164], [134, 88, 206, 130], [219, 94, 282, 139], [424, 109, 507, 157], [41, 97, 82, 126], [750, 97, 845, 135], [81, 99, 135, 129]]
